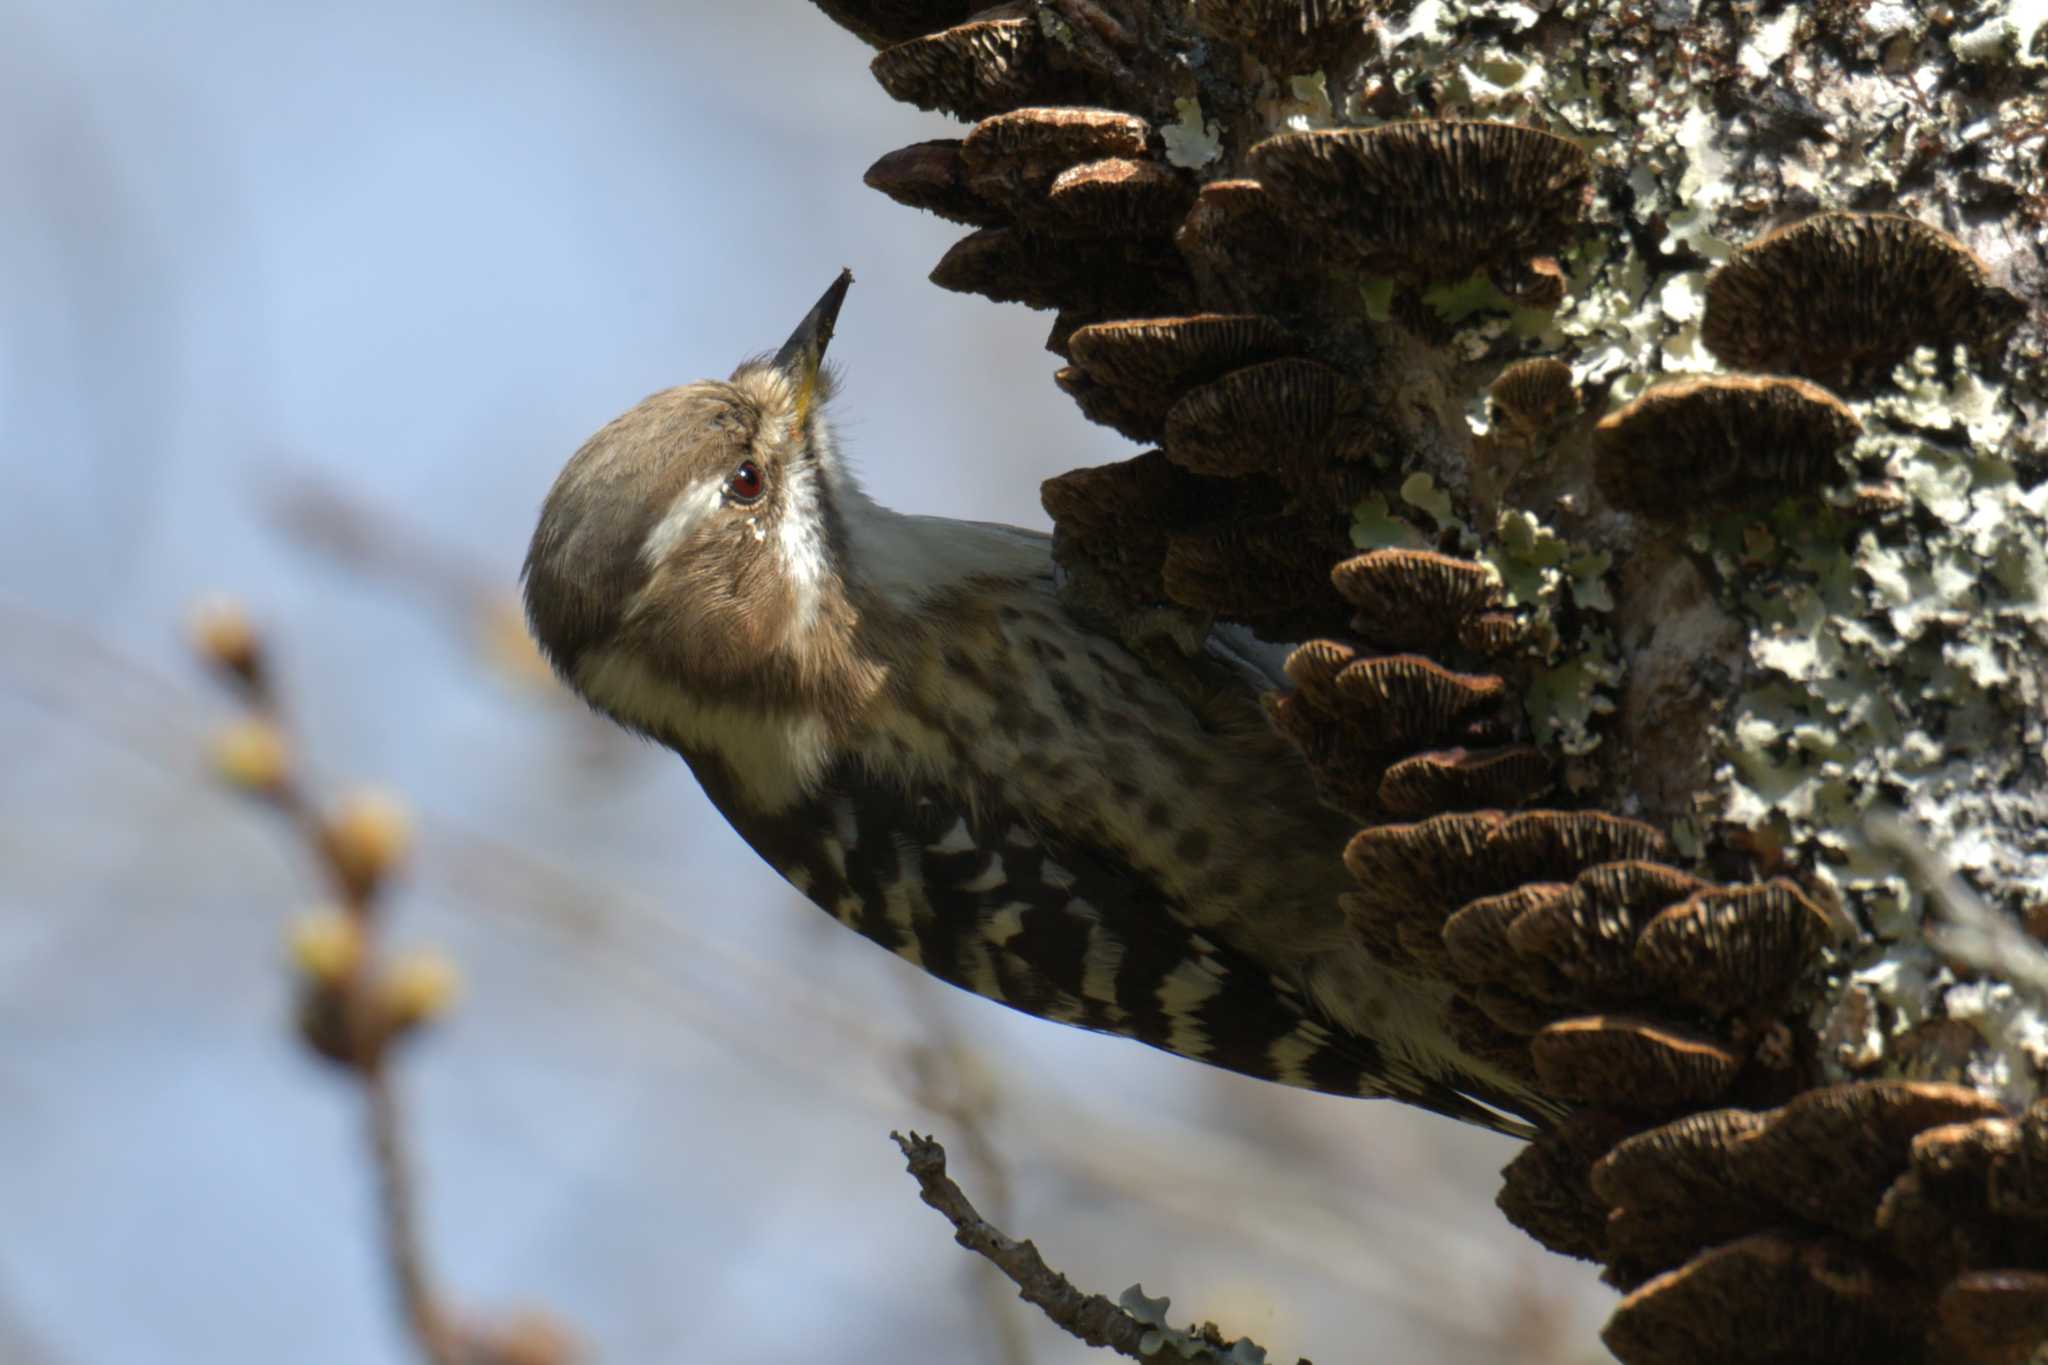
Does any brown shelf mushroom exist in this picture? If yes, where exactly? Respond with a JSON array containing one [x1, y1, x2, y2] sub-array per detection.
[[1602, 1233, 1930, 1365], [1593, 375, 1862, 518], [1749, 1082, 2011, 1238], [812, 0, 976, 47], [1591, 1105, 1769, 1214], [1279, 636, 1358, 702], [1161, 511, 1352, 632], [1042, 449, 1225, 603], [1529, 1014, 1744, 1109], [1443, 881, 1570, 986], [1327, 654, 1509, 751], [1162, 358, 1367, 476], [930, 226, 1192, 314], [1043, 158, 1193, 237], [1935, 1270, 2048, 1365], [1633, 878, 1838, 1015], [1331, 548, 1506, 653], [1497, 1108, 1643, 1261], [864, 140, 1007, 226], [1702, 211, 2024, 390], [1507, 860, 1709, 996], [1489, 356, 1580, 438], [1053, 365, 1170, 443], [1485, 810, 1675, 891], [960, 106, 1153, 208], [870, 14, 1061, 120], [1376, 744, 1553, 816], [1247, 121, 1594, 280], [1067, 313, 1300, 398], [1174, 177, 1312, 286], [1458, 608, 1533, 655], [1346, 809, 1672, 926], [1191, 0, 1374, 69]]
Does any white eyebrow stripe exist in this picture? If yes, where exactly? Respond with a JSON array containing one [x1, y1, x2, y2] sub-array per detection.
[[777, 455, 830, 629], [639, 477, 727, 566]]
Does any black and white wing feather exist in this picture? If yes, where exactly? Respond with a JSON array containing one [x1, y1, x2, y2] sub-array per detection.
[[718, 756, 1538, 1137]]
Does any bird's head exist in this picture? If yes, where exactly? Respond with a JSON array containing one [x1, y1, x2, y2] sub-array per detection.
[[523, 270, 863, 724]]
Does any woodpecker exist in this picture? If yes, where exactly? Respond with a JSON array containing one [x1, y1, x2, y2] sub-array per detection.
[[523, 272, 1548, 1136]]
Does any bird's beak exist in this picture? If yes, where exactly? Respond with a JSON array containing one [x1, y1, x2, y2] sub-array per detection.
[[773, 268, 853, 426]]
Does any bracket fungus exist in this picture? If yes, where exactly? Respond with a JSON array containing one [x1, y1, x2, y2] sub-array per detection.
[[870, 14, 1061, 120], [1443, 881, 1571, 987], [1529, 1015, 1744, 1110], [959, 106, 1153, 207], [930, 225, 1193, 314], [1497, 1108, 1645, 1263], [1503, 861, 1711, 996], [1701, 211, 2024, 390], [1162, 358, 1369, 475], [822, 2, 2048, 1356], [1602, 1233, 1929, 1365], [1935, 1270, 2048, 1365], [1581, 1081, 2016, 1316], [1375, 744, 1552, 816], [1344, 809, 1673, 934], [1040, 449, 1221, 604], [812, 0, 974, 47], [1042, 157, 1193, 237], [1191, 0, 1374, 69], [1330, 548, 1508, 654], [1161, 512, 1352, 634], [1052, 364, 1169, 443], [1632, 880, 1839, 1017], [1247, 121, 1594, 281], [1488, 357, 1580, 439], [862, 139, 1005, 226], [1593, 374, 1862, 518], [1321, 654, 1509, 750], [1172, 177, 1314, 295], [1066, 313, 1300, 399]]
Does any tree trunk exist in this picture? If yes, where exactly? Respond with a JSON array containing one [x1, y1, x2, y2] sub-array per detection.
[[802, 1, 2048, 1359]]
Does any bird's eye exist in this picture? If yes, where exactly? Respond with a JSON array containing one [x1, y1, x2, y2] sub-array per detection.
[[726, 460, 764, 504]]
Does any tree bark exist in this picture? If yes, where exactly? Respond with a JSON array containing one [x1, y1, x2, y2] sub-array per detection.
[[804, 2, 2048, 1360]]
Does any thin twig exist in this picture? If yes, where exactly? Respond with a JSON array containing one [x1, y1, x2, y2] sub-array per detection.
[[1869, 812, 2048, 1006], [902, 1030, 1032, 1365], [366, 1062, 457, 1363], [185, 601, 469, 1365], [891, 1131, 1306, 1365], [6, 608, 1528, 1346]]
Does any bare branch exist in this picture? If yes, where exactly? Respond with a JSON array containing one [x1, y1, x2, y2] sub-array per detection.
[[1869, 812, 2048, 1007], [891, 1130, 1305, 1365]]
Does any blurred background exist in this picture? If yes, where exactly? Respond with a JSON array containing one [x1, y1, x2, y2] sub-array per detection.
[[0, 2, 1618, 1360]]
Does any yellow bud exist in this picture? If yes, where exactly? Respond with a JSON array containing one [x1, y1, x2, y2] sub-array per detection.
[[323, 788, 413, 897], [211, 717, 290, 794], [188, 595, 261, 679], [380, 948, 461, 1028], [287, 907, 364, 985]]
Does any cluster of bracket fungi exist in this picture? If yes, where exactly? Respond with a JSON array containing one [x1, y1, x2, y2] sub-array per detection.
[[814, 2, 2040, 1360]]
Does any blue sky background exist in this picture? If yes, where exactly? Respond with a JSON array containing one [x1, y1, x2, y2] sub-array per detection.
[[0, 3, 1616, 1360]]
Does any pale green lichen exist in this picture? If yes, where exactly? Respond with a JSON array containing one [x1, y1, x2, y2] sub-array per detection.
[[1707, 349, 2048, 1102], [1357, 276, 1398, 323], [1261, 72, 1335, 131], [1350, 493, 1429, 550], [1257, 0, 2046, 1103], [1951, 0, 2048, 66], [1117, 1285, 1267, 1363], [1162, 97, 1223, 169], [1737, 5, 1801, 78]]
